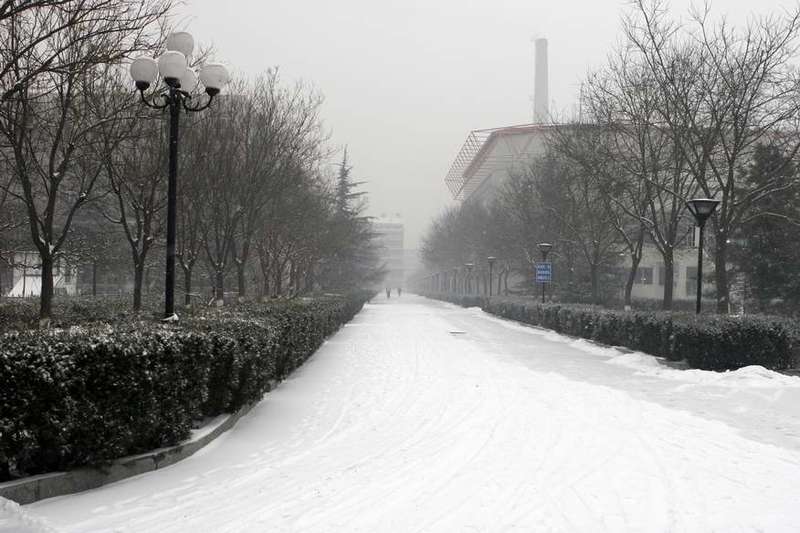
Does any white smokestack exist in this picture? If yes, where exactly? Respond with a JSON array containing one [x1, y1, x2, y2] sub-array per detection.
[[533, 38, 549, 123]]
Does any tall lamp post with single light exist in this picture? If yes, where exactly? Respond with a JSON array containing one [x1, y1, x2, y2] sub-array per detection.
[[686, 198, 720, 314], [129, 32, 230, 320], [465, 263, 474, 295], [537, 242, 553, 304], [487, 256, 496, 297]]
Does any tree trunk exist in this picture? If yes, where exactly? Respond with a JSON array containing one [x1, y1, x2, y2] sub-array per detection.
[[624, 256, 640, 309], [237, 262, 246, 303], [590, 263, 600, 305], [92, 260, 98, 297], [39, 253, 54, 324], [309, 263, 316, 293], [661, 251, 674, 311], [290, 262, 299, 294], [215, 269, 224, 306], [133, 261, 144, 312], [274, 265, 283, 297], [257, 252, 270, 300], [714, 233, 729, 314], [183, 265, 193, 307]]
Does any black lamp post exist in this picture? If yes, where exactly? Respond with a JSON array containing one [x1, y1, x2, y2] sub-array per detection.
[[129, 33, 230, 320], [465, 263, 474, 295], [537, 242, 553, 304], [487, 256, 496, 297], [686, 198, 720, 314]]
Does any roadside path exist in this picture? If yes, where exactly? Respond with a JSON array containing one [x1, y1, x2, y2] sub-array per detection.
[[28, 295, 800, 532]]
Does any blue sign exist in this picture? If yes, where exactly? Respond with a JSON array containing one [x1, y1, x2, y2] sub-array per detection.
[[535, 262, 552, 283]]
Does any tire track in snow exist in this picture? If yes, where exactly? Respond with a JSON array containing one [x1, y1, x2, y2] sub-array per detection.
[[27, 296, 800, 532]]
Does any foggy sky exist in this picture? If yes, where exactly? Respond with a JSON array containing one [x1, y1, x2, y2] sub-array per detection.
[[179, 0, 797, 251]]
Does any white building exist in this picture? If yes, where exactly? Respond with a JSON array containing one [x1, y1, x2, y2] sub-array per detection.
[[373, 215, 405, 289], [444, 123, 710, 303], [1, 251, 78, 297], [445, 124, 551, 203]]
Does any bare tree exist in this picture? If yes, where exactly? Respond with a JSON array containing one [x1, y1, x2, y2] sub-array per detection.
[[548, 122, 648, 308], [228, 73, 327, 301], [102, 111, 167, 311], [0, 0, 170, 322], [625, 0, 800, 311]]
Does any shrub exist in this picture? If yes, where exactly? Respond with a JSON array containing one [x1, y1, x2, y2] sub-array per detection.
[[0, 291, 373, 481], [424, 292, 798, 372]]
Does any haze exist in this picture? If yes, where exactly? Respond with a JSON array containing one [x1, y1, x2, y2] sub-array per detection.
[[179, 0, 797, 249]]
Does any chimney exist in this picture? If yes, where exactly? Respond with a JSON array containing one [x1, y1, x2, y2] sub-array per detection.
[[533, 38, 549, 123]]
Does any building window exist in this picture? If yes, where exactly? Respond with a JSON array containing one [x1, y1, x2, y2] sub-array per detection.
[[64, 263, 72, 283], [634, 266, 653, 285], [686, 266, 698, 296]]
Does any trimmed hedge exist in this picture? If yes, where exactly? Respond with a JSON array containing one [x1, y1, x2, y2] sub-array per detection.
[[0, 292, 372, 481], [427, 293, 799, 371]]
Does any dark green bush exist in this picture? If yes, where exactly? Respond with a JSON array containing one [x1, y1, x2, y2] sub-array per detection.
[[424, 292, 798, 372], [0, 292, 372, 481]]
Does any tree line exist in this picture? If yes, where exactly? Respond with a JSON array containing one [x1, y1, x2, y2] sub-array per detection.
[[422, 0, 800, 313], [0, 1, 382, 322]]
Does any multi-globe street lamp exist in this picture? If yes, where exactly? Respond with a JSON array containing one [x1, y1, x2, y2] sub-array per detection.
[[487, 256, 496, 297], [537, 242, 553, 304], [686, 198, 720, 314], [129, 32, 230, 320]]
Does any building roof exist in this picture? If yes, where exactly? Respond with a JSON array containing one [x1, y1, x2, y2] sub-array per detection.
[[445, 123, 558, 201]]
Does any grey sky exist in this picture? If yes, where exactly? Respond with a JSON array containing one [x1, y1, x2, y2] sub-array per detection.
[[179, 0, 796, 250]]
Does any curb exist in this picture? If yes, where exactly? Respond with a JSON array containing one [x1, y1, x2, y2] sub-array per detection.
[[0, 379, 279, 505]]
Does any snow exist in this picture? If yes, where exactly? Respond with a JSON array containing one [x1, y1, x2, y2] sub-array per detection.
[[0, 498, 59, 533], [17, 295, 800, 531]]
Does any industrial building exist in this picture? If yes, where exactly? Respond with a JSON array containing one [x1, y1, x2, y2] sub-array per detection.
[[442, 38, 708, 304]]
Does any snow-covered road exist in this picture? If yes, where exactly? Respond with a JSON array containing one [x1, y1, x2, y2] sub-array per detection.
[[24, 296, 800, 532]]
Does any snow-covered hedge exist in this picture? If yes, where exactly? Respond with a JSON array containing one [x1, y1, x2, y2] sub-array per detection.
[[429, 294, 798, 371], [0, 292, 372, 482]]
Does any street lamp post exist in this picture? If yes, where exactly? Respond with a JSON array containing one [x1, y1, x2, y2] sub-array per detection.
[[686, 198, 720, 314], [465, 263, 474, 295], [487, 256, 496, 297], [537, 242, 553, 304], [129, 32, 230, 320]]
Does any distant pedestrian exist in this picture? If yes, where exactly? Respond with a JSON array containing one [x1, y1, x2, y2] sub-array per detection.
[[397, 287, 402, 296], [385, 288, 391, 298]]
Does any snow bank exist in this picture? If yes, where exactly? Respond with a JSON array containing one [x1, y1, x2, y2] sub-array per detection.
[[473, 306, 800, 388], [0, 498, 60, 533], [608, 353, 800, 388]]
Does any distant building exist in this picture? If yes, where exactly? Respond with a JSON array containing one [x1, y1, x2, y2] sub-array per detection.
[[444, 123, 711, 303], [373, 215, 405, 289], [1, 251, 78, 297], [446, 124, 551, 204]]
